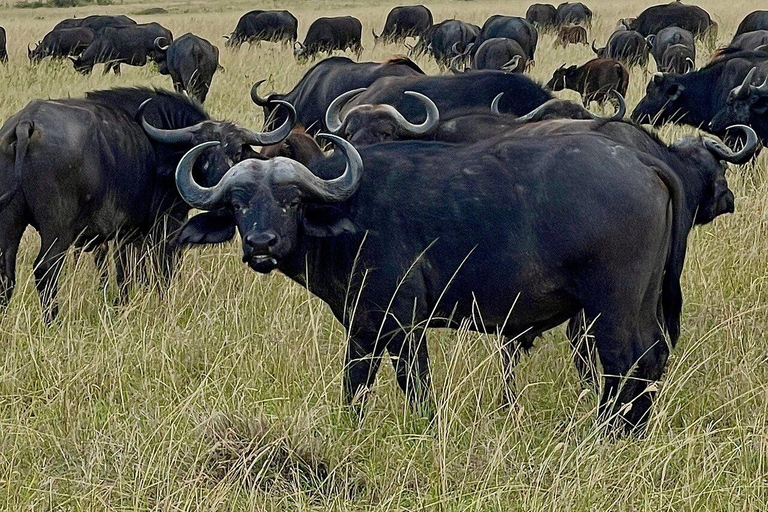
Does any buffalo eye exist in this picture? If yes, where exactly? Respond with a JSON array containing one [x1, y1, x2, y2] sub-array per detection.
[[666, 84, 682, 99]]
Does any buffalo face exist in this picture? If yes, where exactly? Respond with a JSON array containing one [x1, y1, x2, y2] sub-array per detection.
[[631, 73, 685, 124], [710, 68, 768, 137], [175, 135, 363, 273], [547, 65, 577, 91], [69, 55, 94, 75]]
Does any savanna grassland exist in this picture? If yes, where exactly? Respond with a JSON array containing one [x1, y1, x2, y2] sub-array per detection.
[[0, 0, 766, 510]]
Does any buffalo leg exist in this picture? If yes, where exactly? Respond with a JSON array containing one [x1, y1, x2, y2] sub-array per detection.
[[567, 313, 599, 392], [148, 213, 184, 292], [34, 234, 73, 323], [386, 328, 433, 415], [92, 242, 110, 290], [343, 334, 385, 410], [0, 197, 29, 308], [114, 240, 140, 305]]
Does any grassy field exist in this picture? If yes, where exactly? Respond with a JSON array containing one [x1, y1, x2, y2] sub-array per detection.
[[0, 0, 767, 510]]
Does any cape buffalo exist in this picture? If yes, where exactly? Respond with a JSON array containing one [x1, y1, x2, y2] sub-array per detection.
[[710, 68, 768, 143], [251, 56, 425, 134], [71, 22, 173, 74], [295, 16, 363, 60], [626, 1, 715, 38], [556, 25, 588, 47], [592, 29, 650, 67], [725, 31, 768, 54], [414, 19, 480, 66], [373, 5, 433, 43], [556, 2, 592, 26], [28, 27, 94, 63], [0, 88, 294, 322], [735, 11, 768, 37], [473, 15, 538, 61], [526, 4, 558, 30], [647, 27, 695, 74], [155, 34, 219, 103], [175, 129, 692, 434], [632, 50, 768, 128], [453, 38, 527, 73], [548, 58, 630, 105], [224, 10, 298, 48], [0, 27, 6, 64], [53, 15, 136, 33]]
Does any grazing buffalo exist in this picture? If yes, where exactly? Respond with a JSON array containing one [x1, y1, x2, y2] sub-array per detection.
[[526, 4, 558, 30], [155, 34, 219, 103], [53, 15, 136, 33], [632, 50, 768, 128], [71, 22, 173, 74], [473, 15, 538, 61], [348, 71, 552, 122], [626, 1, 715, 38], [548, 58, 630, 105], [726, 31, 768, 54], [415, 19, 480, 66], [454, 37, 528, 73], [592, 29, 650, 67], [648, 27, 695, 74], [224, 10, 298, 48], [373, 5, 433, 43], [556, 25, 588, 47], [295, 16, 363, 60], [735, 11, 768, 37], [556, 2, 593, 26], [176, 128, 691, 434], [0, 88, 294, 322], [0, 27, 6, 64], [251, 56, 425, 133], [710, 68, 768, 143], [28, 27, 94, 63]]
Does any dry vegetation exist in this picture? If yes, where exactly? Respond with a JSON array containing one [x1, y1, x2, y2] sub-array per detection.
[[0, 0, 766, 510]]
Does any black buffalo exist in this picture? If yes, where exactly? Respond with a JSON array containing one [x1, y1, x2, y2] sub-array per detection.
[[347, 71, 552, 122], [626, 1, 715, 38], [224, 10, 298, 48], [710, 68, 768, 143], [373, 5, 433, 43], [632, 50, 768, 127], [726, 30, 768, 54], [155, 34, 219, 103], [71, 22, 173, 74], [28, 27, 94, 63], [472, 15, 538, 61], [176, 129, 691, 434], [556, 2, 593, 26], [251, 56, 425, 134], [0, 88, 293, 322], [415, 19, 480, 66], [592, 29, 650, 67], [548, 58, 630, 105], [648, 27, 695, 74], [53, 15, 136, 33], [0, 27, 6, 64], [735, 11, 768, 37], [526, 4, 558, 30], [295, 16, 363, 60], [470, 38, 528, 72]]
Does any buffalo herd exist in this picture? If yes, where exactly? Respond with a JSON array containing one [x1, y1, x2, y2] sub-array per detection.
[[0, 2, 767, 436]]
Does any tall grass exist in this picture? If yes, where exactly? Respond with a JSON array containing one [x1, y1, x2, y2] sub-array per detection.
[[0, 0, 766, 510]]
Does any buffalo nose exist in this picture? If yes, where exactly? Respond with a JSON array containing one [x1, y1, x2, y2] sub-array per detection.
[[244, 231, 278, 252]]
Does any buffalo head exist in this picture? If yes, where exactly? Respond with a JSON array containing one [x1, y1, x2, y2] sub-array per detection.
[[547, 64, 579, 91], [69, 55, 94, 75], [710, 67, 768, 137], [175, 134, 362, 273], [325, 89, 439, 144], [631, 72, 686, 124]]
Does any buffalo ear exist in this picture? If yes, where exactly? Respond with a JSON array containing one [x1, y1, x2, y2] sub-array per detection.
[[752, 98, 768, 115], [176, 210, 235, 246], [302, 204, 358, 237]]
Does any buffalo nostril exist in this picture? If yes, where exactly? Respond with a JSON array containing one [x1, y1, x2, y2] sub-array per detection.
[[245, 231, 278, 250]]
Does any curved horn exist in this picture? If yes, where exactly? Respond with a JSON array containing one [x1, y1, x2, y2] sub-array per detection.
[[501, 55, 521, 73], [449, 53, 465, 74], [591, 40, 599, 54], [451, 41, 462, 55], [140, 99, 205, 144], [684, 57, 695, 74], [279, 134, 363, 203], [154, 37, 170, 52], [646, 34, 655, 48], [175, 141, 227, 209], [372, 28, 380, 40], [653, 72, 664, 85], [250, 80, 275, 106], [385, 91, 440, 135], [621, 18, 630, 30], [490, 92, 504, 115], [732, 67, 757, 100], [755, 44, 768, 53], [325, 88, 367, 134], [756, 75, 768, 94], [702, 125, 760, 165], [243, 99, 297, 145], [608, 90, 627, 120]]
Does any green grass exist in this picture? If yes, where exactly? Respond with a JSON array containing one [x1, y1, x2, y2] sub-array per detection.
[[0, 0, 767, 510]]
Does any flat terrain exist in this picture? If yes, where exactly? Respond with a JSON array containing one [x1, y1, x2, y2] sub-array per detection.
[[0, 0, 766, 510]]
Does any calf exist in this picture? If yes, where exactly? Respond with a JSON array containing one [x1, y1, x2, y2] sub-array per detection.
[[556, 25, 587, 47], [547, 58, 629, 105]]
